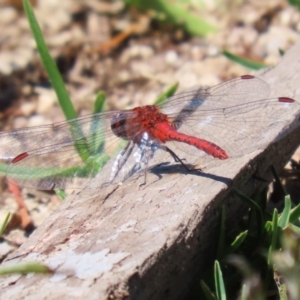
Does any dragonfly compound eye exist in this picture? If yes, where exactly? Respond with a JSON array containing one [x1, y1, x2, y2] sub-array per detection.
[[111, 112, 131, 140]]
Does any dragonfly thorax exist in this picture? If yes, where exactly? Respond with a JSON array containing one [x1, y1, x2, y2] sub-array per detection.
[[111, 105, 171, 143]]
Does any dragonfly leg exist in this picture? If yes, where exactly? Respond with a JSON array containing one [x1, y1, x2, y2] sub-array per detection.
[[125, 143, 155, 182], [109, 141, 133, 183], [165, 147, 190, 171], [164, 146, 203, 172]]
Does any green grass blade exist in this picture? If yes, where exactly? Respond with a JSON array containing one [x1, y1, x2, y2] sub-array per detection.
[[1, 152, 110, 182], [278, 283, 288, 300], [227, 256, 265, 300], [154, 82, 179, 105], [268, 209, 279, 266], [23, 0, 76, 120], [200, 280, 217, 300], [288, 0, 300, 10], [93, 92, 106, 114], [278, 196, 292, 228], [228, 230, 248, 254], [0, 163, 7, 175], [254, 187, 268, 216], [240, 284, 247, 300], [271, 165, 287, 196], [222, 50, 268, 70], [233, 188, 263, 213], [0, 263, 52, 275], [55, 189, 67, 200], [88, 92, 107, 155], [288, 223, 300, 234], [126, 0, 216, 36], [289, 203, 300, 224], [216, 206, 226, 260], [214, 261, 226, 300], [279, 48, 285, 56], [265, 221, 272, 233], [0, 163, 80, 180], [233, 188, 264, 242], [23, 0, 90, 162], [0, 213, 11, 237]]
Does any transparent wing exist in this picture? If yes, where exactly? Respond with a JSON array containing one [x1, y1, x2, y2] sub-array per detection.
[[1, 75, 299, 190], [159, 75, 300, 165], [160, 75, 270, 122], [0, 110, 155, 190]]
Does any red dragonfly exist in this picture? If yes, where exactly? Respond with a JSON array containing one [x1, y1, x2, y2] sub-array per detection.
[[0, 75, 297, 190]]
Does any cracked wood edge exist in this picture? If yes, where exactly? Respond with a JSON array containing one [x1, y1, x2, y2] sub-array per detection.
[[1, 40, 300, 300]]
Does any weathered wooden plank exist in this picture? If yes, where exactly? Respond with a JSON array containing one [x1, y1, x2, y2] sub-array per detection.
[[1, 40, 300, 300]]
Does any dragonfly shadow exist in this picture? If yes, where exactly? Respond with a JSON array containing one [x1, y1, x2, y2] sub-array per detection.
[[149, 162, 232, 186]]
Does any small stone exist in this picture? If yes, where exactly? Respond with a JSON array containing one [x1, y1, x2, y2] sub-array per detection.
[[12, 47, 34, 70], [130, 45, 154, 59], [28, 115, 50, 127], [0, 240, 15, 257], [21, 84, 33, 96], [198, 74, 220, 87], [117, 70, 131, 82], [279, 9, 294, 27], [13, 116, 29, 129], [36, 88, 57, 114], [165, 50, 179, 66], [206, 44, 219, 57], [20, 102, 36, 117], [0, 7, 18, 25], [190, 45, 205, 61], [0, 52, 14, 75], [120, 45, 154, 63]]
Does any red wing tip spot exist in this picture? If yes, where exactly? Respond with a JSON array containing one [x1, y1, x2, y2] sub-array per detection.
[[241, 75, 255, 80], [278, 97, 295, 103], [12, 152, 29, 163]]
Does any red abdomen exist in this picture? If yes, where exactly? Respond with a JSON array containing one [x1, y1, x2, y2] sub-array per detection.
[[111, 105, 228, 159]]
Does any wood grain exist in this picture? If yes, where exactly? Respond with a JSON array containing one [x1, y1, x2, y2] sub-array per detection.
[[1, 40, 300, 300]]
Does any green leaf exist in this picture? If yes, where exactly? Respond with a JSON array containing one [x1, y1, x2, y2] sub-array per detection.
[[278, 282, 288, 300], [278, 196, 292, 228], [240, 284, 247, 300], [222, 50, 268, 70], [0, 163, 6, 175], [279, 48, 285, 56], [288, 0, 300, 10], [88, 93, 108, 155], [214, 261, 226, 300], [200, 280, 217, 300], [154, 82, 179, 105], [126, 0, 216, 36], [270, 165, 287, 196], [233, 188, 262, 214], [228, 230, 248, 254], [23, 0, 90, 162], [0, 163, 8, 176], [23, 0, 76, 121], [93, 92, 106, 114], [0, 213, 11, 237], [216, 206, 226, 261], [289, 203, 300, 224], [288, 223, 300, 234], [55, 189, 67, 200], [265, 221, 272, 233], [227, 256, 265, 300], [268, 209, 279, 266], [0, 263, 52, 275], [2, 152, 110, 185], [233, 188, 264, 242]]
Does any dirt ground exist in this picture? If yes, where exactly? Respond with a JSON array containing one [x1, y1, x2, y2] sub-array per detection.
[[0, 0, 300, 262]]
